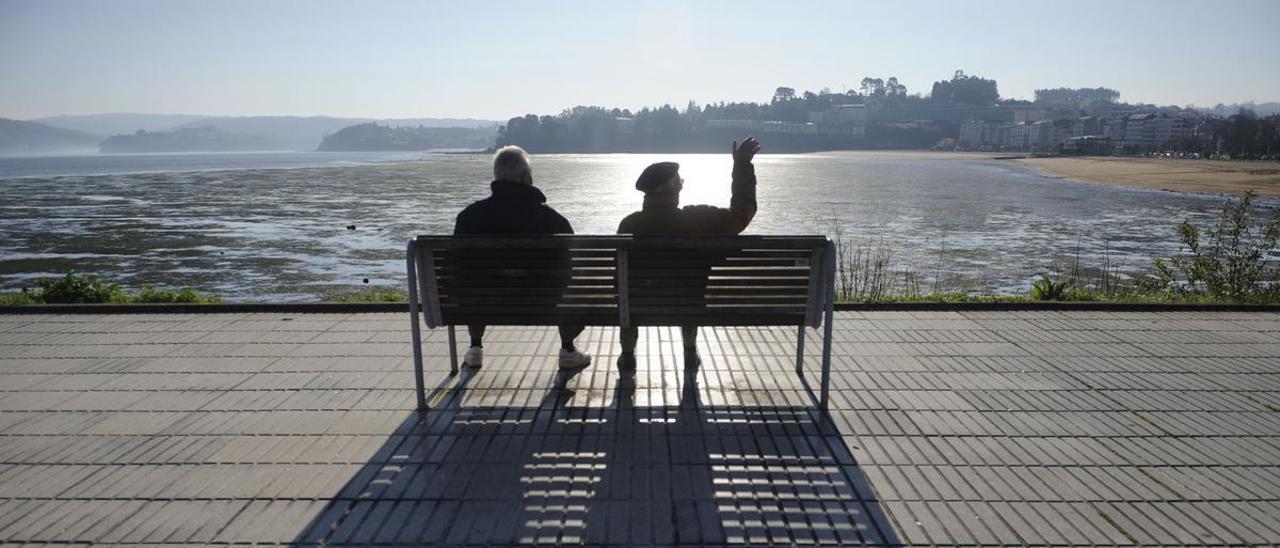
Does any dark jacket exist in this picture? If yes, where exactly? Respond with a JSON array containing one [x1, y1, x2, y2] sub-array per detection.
[[455, 180, 573, 235], [616, 161, 756, 236]]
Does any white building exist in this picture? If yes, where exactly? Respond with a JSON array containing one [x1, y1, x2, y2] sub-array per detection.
[[1027, 120, 1058, 151], [706, 119, 760, 131], [760, 121, 818, 135], [1121, 114, 1158, 150], [1007, 123, 1030, 150], [958, 121, 1010, 149], [614, 117, 635, 134], [1152, 115, 1195, 149]]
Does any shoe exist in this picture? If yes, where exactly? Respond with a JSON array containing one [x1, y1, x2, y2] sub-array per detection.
[[683, 348, 701, 369], [463, 346, 483, 368], [558, 348, 592, 369]]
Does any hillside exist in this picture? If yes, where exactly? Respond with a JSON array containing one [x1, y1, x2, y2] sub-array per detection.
[[34, 114, 502, 152], [98, 125, 275, 153], [167, 116, 369, 151], [317, 122, 497, 151], [0, 118, 102, 156], [34, 113, 207, 136]]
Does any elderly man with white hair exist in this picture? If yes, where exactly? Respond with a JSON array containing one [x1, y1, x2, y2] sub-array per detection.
[[452, 145, 591, 369]]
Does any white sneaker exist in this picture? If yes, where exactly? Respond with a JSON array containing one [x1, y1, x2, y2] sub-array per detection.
[[463, 346, 483, 368], [558, 348, 592, 369]]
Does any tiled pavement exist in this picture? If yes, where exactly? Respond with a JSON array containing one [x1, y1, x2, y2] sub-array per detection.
[[0, 310, 1278, 546]]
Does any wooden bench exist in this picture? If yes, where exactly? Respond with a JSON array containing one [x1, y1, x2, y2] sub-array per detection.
[[406, 235, 836, 412]]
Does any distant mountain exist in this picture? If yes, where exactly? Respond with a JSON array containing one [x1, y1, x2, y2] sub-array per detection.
[[167, 116, 373, 151], [0, 118, 102, 156], [169, 116, 501, 150], [32, 113, 504, 153], [98, 125, 275, 153], [34, 113, 207, 136], [317, 122, 497, 151]]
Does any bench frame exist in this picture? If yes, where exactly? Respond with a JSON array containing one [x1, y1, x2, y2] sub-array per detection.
[[407, 235, 836, 413]]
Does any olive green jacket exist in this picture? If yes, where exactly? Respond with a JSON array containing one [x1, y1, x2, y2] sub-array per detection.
[[617, 161, 757, 236]]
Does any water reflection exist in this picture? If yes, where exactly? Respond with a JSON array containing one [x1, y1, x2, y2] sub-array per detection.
[[1, 152, 1267, 301]]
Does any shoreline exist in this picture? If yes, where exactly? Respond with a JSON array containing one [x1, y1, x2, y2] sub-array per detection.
[[7, 147, 1279, 198], [1010, 155, 1280, 197]]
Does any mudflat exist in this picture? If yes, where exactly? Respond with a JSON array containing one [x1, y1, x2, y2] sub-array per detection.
[[1016, 155, 1280, 196]]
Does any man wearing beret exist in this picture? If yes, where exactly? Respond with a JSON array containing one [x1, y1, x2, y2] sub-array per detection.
[[617, 137, 762, 367]]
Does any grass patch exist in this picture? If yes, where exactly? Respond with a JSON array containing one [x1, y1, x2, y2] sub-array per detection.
[[1, 273, 219, 305], [131, 288, 221, 304], [327, 287, 408, 303], [839, 292, 1027, 304], [0, 292, 39, 306]]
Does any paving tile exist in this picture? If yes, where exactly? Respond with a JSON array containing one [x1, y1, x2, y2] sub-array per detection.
[[2, 310, 1279, 545]]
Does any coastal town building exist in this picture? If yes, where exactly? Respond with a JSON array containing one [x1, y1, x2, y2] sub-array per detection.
[[1007, 123, 1030, 151], [614, 117, 635, 134], [706, 119, 821, 135], [867, 102, 1039, 125], [957, 121, 1009, 149], [706, 96, 1213, 156], [1061, 135, 1113, 155]]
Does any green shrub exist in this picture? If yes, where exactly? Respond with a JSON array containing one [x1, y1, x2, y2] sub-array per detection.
[[1029, 275, 1097, 301], [1030, 275, 1068, 301], [0, 274, 219, 305], [36, 273, 123, 303], [1153, 191, 1280, 302], [130, 288, 220, 304]]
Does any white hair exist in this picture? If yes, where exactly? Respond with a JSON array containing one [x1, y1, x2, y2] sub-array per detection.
[[492, 145, 531, 182]]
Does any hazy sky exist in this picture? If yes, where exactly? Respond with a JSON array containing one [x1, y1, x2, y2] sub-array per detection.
[[2, 0, 1278, 120]]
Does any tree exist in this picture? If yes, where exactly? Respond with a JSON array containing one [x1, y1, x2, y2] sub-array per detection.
[[859, 77, 885, 97], [930, 70, 999, 105], [885, 77, 907, 96], [772, 87, 796, 103]]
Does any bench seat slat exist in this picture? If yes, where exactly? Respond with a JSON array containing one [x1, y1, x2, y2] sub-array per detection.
[[632, 278, 810, 287], [441, 297, 618, 306], [442, 288, 618, 296], [630, 297, 807, 306], [440, 286, 807, 297], [444, 314, 623, 326], [440, 278, 618, 287], [418, 235, 827, 250], [630, 314, 807, 326], [444, 313, 807, 327], [433, 268, 617, 277]]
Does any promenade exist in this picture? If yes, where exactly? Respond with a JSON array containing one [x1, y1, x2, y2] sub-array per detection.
[[0, 309, 1277, 546]]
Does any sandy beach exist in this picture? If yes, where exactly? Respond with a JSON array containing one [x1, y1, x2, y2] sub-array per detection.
[[1014, 156, 1280, 197]]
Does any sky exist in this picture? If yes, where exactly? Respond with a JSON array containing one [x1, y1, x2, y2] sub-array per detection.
[[2, 0, 1278, 121]]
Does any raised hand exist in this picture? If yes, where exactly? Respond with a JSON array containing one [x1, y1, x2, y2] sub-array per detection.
[[732, 136, 761, 163]]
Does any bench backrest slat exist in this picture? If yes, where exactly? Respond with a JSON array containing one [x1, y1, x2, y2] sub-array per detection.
[[409, 235, 833, 328]]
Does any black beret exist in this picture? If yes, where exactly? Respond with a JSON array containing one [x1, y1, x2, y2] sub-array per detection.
[[635, 162, 680, 193]]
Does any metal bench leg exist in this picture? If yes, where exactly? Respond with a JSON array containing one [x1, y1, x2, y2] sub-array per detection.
[[407, 241, 428, 412], [820, 294, 834, 415], [409, 300, 427, 412], [795, 325, 806, 374], [447, 325, 459, 376]]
